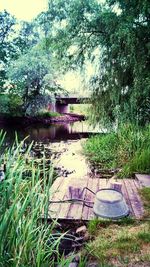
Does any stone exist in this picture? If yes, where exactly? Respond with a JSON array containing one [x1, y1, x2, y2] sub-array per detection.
[[68, 263, 78, 267], [76, 225, 87, 235]]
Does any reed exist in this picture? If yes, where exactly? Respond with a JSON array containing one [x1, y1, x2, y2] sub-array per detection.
[[0, 133, 72, 266]]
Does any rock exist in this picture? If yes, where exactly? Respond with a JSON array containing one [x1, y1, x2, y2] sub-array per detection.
[[83, 231, 90, 241], [69, 256, 80, 267], [69, 263, 78, 267], [76, 225, 87, 236]]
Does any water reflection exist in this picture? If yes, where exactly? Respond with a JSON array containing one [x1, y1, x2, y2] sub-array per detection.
[[0, 121, 101, 143]]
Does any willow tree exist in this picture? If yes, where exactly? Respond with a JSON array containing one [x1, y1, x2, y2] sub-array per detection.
[[45, 0, 150, 126]]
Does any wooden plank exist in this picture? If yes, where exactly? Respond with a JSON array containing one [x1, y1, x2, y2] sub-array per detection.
[[42, 177, 64, 218], [134, 179, 143, 190], [124, 179, 143, 219], [121, 179, 133, 216], [82, 177, 94, 220], [55, 177, 74, 220], [98, 178, 107, 190], [50, 177, 64, 194], [135, 174, 150, 187], [67, 177, 89, 220], [128, 179, 144, 218], [88, 178, 100, 220], [48, 177, 69, 219]]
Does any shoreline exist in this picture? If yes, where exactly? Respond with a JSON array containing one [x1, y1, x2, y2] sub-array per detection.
[[0, 113, 86, 127]]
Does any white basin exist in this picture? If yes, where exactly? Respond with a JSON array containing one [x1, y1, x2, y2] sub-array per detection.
[[93, 188, 129, 219]]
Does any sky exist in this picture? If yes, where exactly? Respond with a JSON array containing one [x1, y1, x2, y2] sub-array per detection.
[[0, 0, 48, 21]]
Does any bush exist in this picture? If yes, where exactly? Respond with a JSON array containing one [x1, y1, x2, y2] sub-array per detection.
[[8, 94, 23, 116], [0, 94, 9, 114], [37, 109, 61, 118], [0, 94, 23, 116]]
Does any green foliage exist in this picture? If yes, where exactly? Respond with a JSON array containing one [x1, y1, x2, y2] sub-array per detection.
[[83, 133, 118, 169], [0, 94, 9, 113], [88, 218, 100, 235], [0, 94, 23, 116], [0, 11, 16, 89], [7, 47, 54, 99], [69, 104, 90, 116], [121, 148, 150, 177], [7, 94, 23, 116], [45, 0, 150, 126], [0, 134, 76, 266], [38, 109, 61, 118], [84, 124, 150, 176]]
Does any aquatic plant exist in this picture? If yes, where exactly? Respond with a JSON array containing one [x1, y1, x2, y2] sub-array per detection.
[[0, 133, 72, 266]]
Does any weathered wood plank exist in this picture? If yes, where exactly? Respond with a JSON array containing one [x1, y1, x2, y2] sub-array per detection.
[[133, 179, 143, 190], [121, 179, 133, 216], [47, 177, 144, 221], [135, 174, 150, 187], [48, 177, 69, 218], [124, 179, 143, 219], [57, 177, 75, 219], [99, 178, 107, 190], [127, 179, 144, 218], [88, 178, 99, 220], [82, 177, 94, 220], [67, 177, 89, 220]]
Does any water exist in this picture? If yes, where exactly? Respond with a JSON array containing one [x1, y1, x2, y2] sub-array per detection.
[[0, 121, 101, 143], [0, 120, 100, 179]]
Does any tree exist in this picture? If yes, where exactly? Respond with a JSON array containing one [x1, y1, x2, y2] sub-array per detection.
[[0, 10, 16, 90], [13, 21, 40, 54], [45, 0, 150, 126], [7, 47, 55, 100]]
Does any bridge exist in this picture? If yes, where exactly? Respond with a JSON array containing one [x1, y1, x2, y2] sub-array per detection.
[[51, 96, 90, 114]]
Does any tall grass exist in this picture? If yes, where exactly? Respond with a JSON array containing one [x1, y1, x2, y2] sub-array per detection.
[[0, 132, 72, 266], [83, 124, 150, 176]]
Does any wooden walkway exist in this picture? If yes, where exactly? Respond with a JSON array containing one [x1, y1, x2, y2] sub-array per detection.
[[46, 177, 144, 221]]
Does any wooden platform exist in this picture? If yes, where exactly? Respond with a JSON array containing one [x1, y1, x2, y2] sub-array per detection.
[[135, 173, 150, 187], [46, 177, 144, 221]]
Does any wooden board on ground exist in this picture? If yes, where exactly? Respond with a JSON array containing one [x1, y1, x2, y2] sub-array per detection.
[[45, 177, 144, 221], [135, 173, 150, 187]]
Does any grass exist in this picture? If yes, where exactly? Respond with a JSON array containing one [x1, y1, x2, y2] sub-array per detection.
[[37, 109, 61, 118], [83, 188, 150, 266], [84, 221, 150, 266], [0, 132, 74, 267], [83, 123, 150, 177], [140, 187, 150, 218]]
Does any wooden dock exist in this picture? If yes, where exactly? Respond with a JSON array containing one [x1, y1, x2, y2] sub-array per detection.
[[46, 176, 144, 221]]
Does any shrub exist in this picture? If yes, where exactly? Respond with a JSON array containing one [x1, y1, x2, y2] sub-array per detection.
[[37, 109, 61, 118]]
